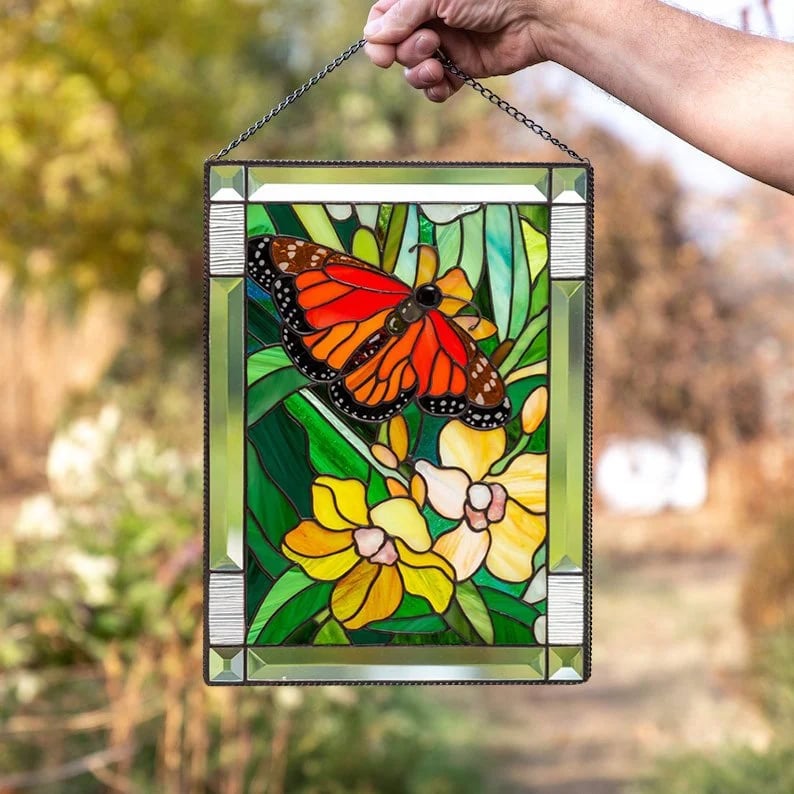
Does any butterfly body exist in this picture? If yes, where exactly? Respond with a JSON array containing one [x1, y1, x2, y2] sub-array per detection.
[[248, 234, 511, 429]]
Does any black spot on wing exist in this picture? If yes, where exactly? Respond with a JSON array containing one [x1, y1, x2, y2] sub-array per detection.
[[281, 326, 338, 382], [328, 381, 416, 424], [247, 235, 278, 290]]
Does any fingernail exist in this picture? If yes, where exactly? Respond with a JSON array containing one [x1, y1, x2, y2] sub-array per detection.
[[363, 18, 382, 37], [419, 64, 434, 83]]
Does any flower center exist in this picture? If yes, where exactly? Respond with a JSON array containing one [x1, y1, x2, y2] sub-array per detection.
[[353, 526, 398, 565], [464, 482, 508, 531]]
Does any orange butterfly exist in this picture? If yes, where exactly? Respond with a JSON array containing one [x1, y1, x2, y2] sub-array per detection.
[[247, 234, 511, 429]]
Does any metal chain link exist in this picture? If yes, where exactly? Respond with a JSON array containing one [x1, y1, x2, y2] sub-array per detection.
[[210, 38, 588, 163]]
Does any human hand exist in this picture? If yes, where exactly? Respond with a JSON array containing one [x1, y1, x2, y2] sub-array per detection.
[[363, 0, 560, 102]]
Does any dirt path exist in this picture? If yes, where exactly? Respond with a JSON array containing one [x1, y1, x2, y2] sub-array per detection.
[[433, 513, 771, 793]]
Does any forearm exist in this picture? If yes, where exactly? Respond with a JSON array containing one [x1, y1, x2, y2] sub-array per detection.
[[538, 0, 794, 192]]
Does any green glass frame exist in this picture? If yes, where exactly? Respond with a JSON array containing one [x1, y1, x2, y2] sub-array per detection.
[[204, 161, 592, 684]]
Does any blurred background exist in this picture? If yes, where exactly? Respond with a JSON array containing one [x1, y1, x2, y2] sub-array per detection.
[[1, 0, 793, 791]]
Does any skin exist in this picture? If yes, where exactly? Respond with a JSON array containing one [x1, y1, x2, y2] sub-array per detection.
[[363, 0, 794, 193]]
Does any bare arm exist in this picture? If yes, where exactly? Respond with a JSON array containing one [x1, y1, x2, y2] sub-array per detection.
[[363, 0, 794, 192]]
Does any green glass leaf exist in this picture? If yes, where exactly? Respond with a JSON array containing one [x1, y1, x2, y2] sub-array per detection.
[[389, 630, 465, 645], [419, 213, 434, 244], [509, 207, 531, 339], [247, 204, 276, 237], [293, 205, 344, 250], [267, 205, 308, 238], [393, 204, 419, 286], [457, 211, 485, 289], [484, 205, 513, 340], [313, 618, 350, 645], [472, 567, 527, 597], [247, 347, 292, 385], [351, 226, 381, 265], [520, 218, 549, 283], [381, 204, 406, 273], [258, 581, 334, 644], [490, 612, 536, 644], [435, 218, 463, 276], [246, 554, 272, 623], [529, 266, 550, 323], [518, 204, 550, 234], [248, 404, 314, 517], [480, 587, 541, 628], [247, 567, 316, 644], [498, 310, 548, 375], [246, 510, 290, 577], [246, 289, 281, 345], [285, 391, 401, 484], [369, 614, 447, 633], [455, 581, 495, 645]]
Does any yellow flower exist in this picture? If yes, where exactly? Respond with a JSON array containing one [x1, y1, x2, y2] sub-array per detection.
[[416, 421, 546, 583], [281, 476, 454, 630]]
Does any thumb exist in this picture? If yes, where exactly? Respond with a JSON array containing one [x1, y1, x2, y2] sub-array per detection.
[[364, 0, 439, 44]]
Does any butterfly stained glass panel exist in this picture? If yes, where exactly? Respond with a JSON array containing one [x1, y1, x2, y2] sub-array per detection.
[[204, 162, 592, 684]]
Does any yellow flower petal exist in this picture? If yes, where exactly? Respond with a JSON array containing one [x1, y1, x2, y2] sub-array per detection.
[[415, 244, 439, 285], [410, 473, 426, 508], [505, 361, 547, 385], [332, 560, 402, 629], [283, 520, 354, 557], [396, 556, 454, 614], [394, 539, 455, 580], [452, 314, 498, 340], [438, 296, 469, 315], [312, 476, 370, 530], [369, 497, 432, 552], [282, 522, 360, 581], [414, 460, 468, 519], [385, 477, 409, 498], [387, 416, 409, 462], [435, 267, 473, 302], [433, 522, 490, 582], [486, 500, 546, 582], [487, 453, 547, 514], [439, 420, 506, 480], [371, 443, 399, 469], [521, 386, 548, 434]]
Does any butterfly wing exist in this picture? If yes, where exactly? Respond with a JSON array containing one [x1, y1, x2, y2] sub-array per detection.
[[248, 234, 411, 386], [414, 313, 511, 429]]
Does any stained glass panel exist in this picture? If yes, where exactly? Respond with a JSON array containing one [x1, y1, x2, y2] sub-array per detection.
[[205, 163, 592, 684]]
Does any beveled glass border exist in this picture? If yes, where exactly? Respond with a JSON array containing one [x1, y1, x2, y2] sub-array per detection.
[[203, 161, 593, 685]]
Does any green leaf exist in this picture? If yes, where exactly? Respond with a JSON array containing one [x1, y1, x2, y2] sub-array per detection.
[[484, 205, 513, 341], [248, 404, 314, 516], [529, 265, 549, 322], [369, 614, 447, 633], [246, 510, 290, 577], [479, 587, 541, 628], [351, 226, 380, 265], [246, 346, 311, 426], [490, 612, 536, 644], [518, 204, 550, 234], [435, 218, 463, 276], [247, 347, 292, 385], [247, 293, 281, 346], [247, 204, 276, 237], [472, 567, 527, 598], [454, 581, 494, 644], [314, 618, 350, 645], [259, 581, 334, 644], [520, 218, 549, 283], [381, 204, 407, 273], [246, 442, 299, 547], [247, 567, 317, 644], [456, 211, 485, 289], [293, 204, 344, 249], [509, 207, 531, 338], [390, 630, 465, 645], [498, 310, 548, 376], [393, 204, 419, 286]]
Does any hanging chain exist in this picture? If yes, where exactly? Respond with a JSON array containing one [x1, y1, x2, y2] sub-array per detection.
[[436, 52, 589, 164], [211, 39, 368, 159], [211, 38, 588, 164]]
